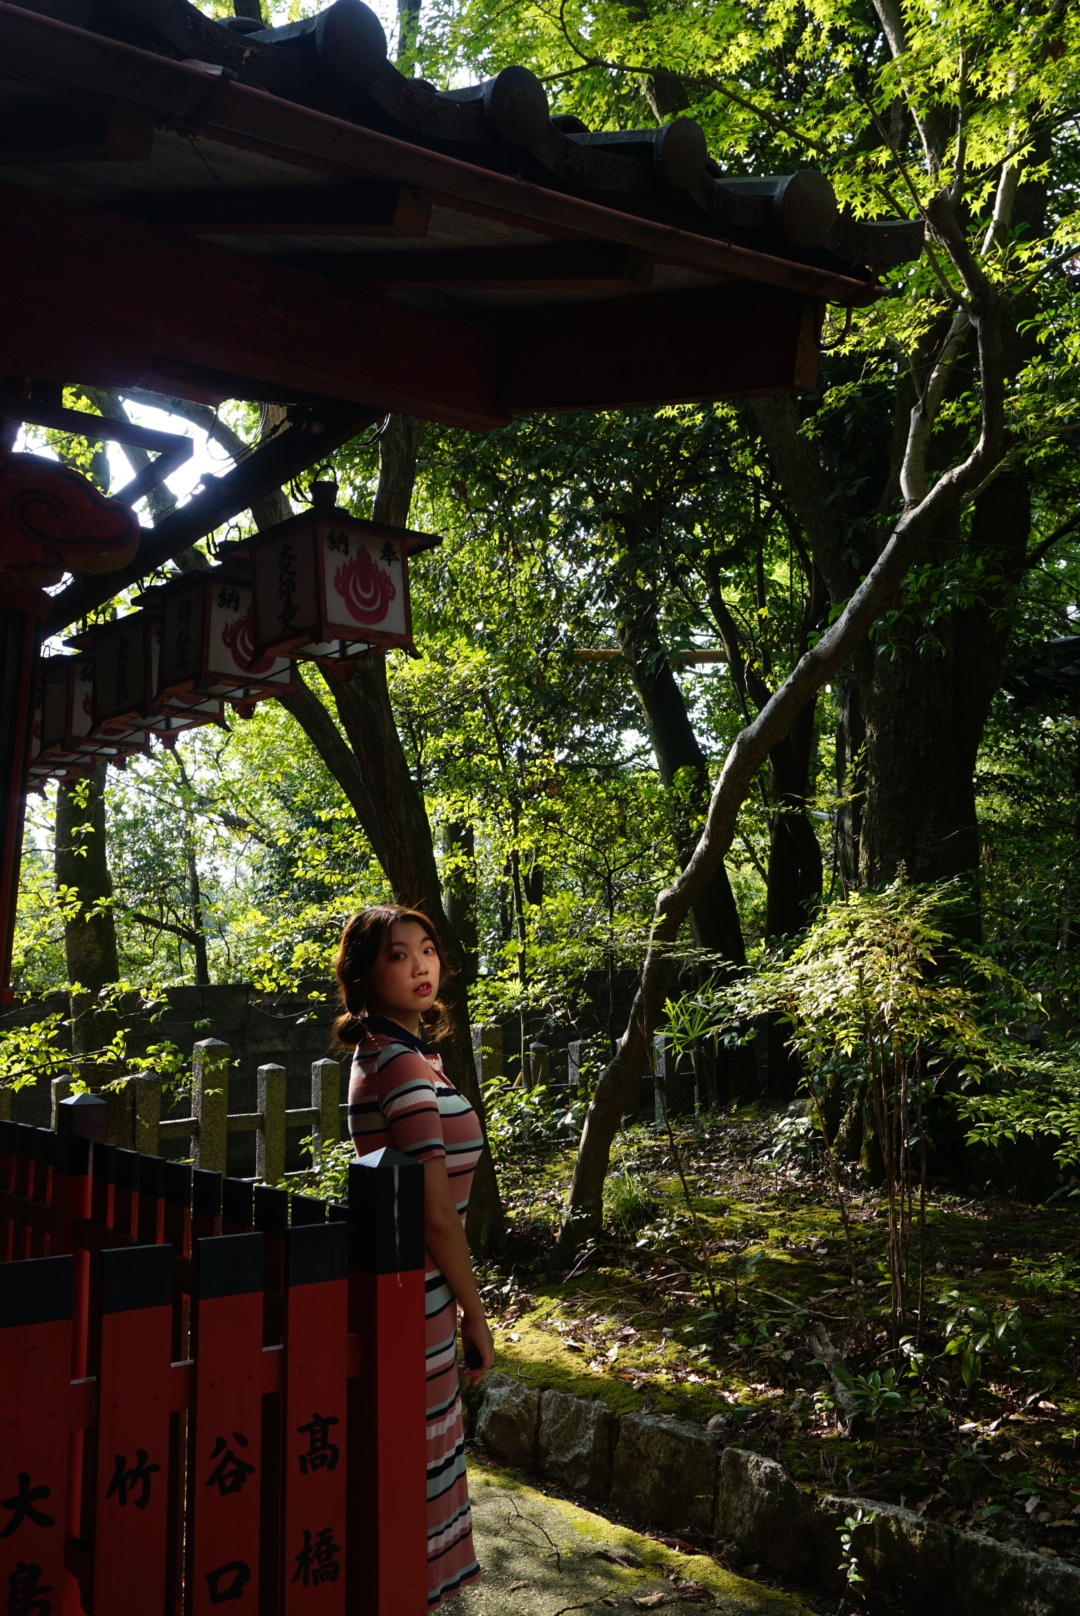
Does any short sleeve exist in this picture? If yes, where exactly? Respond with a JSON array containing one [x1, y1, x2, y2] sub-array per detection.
[[375, 1047, 446, 1164]]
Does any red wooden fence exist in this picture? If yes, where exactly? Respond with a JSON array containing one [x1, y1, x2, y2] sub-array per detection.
[[0, 1095, 428, 1616]]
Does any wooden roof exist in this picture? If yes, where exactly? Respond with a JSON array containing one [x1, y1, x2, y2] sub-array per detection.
[[0, 0, 923, 431]]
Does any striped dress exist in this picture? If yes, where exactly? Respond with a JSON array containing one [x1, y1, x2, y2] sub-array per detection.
[[348, 1016, 484, 1608]]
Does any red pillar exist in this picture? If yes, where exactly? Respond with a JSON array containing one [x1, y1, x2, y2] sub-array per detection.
[[0, 596, 44, 1003]]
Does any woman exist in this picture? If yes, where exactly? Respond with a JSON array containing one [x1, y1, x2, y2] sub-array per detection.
[[335, 904, 494, 1609]]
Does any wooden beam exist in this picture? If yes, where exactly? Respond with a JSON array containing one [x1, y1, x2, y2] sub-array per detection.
[[45, 402, 380, 635], [495, 284, 817, 411], [291, 242, 655, 290], [0, 180, 504, 430], [0, 95, 153, 164], [128, 182, 431, 237]]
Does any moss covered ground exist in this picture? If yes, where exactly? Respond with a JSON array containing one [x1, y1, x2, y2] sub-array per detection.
[[474, 1108, 1080, 1566]]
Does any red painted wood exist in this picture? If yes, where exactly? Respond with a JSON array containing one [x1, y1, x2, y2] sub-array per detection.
[[90, 1265, 175, 1615], [187, 1238, 265, 1616], [496, 283, 814, 412], [0, 1126, 13, 1261], [349, 1269, 427, 1616], [0, 182, 503, 432], [281, 1238, 347, 1616], [0, 1265, 72, 1616], [0, 605, 41, 1001]]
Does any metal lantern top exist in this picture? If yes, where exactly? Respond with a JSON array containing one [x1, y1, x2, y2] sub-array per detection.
[[230, 489, 441, 675]]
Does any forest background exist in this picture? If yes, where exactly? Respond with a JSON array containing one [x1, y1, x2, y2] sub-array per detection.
[[7, 0, 1080, 1538]]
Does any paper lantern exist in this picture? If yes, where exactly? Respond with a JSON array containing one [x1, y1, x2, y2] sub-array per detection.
[[144, 570, 293, 707], [235, 492, 439, 676]]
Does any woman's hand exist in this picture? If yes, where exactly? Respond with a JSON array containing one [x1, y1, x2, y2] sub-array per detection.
[[459, 1309, 495, 1386]]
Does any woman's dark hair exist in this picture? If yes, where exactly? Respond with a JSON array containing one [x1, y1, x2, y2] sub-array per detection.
[[331, 904, 453, 1049]]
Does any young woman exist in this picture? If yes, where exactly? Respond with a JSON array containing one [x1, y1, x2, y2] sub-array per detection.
[[334, 904, 494, 1609]]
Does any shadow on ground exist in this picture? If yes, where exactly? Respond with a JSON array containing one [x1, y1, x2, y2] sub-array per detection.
[[460, 1462, 804, 1614]]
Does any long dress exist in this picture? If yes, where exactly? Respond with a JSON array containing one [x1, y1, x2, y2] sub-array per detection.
[[347, 1015, 484, 1608]]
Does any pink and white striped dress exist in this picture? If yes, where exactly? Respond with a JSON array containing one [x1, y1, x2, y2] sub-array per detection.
[[348, 1016, 484, 1608]]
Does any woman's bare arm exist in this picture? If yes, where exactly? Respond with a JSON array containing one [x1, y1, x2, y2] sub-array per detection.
[[424, 1155, 494, 1385]]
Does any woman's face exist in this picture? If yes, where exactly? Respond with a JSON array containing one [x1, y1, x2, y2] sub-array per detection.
[[367, 920, 441, 1024]]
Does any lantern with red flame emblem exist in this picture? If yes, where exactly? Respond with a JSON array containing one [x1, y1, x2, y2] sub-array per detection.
[[234, 487, 439, 677], [140, 570, 294, 709]]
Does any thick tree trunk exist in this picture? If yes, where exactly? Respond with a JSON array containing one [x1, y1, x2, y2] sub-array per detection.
[[54, 738, 133, 1144], [274, 416, 503, 1250], [54, 763, 121, 1073], [855, 476, 1030, 930]]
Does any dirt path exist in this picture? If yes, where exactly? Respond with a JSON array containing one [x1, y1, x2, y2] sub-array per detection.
[[459, 1464, 805, 1615]]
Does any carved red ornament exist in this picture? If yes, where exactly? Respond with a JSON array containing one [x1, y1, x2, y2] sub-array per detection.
[[333, 547, 396, 625], [0, 453, 139, 589]]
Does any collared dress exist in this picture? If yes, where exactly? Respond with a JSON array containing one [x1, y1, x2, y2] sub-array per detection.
[[347, 1015, 484, 1608]]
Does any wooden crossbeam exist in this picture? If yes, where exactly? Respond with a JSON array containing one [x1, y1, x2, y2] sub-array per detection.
[[495, 283, 819, 411], [128, 181, 431, 237], [0, 94, 153, 164], [0, 180, 503, 430], [291, 241, 655, 290]]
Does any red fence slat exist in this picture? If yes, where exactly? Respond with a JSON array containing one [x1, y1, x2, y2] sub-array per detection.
[[0, 1255, 73, 1616], [281, 1224, 348, 1616], [90, 1244, 175, 1616], [348, 1151, 427, 1616], [188, 1233, 265, 1616]]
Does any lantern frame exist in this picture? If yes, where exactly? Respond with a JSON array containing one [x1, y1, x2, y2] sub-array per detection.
[[235, 504, 440, 669]]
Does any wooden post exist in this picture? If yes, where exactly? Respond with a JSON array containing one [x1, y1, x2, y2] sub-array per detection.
[[471, 1022, 503, 1086], [311, 1057, 341, 1164], [192, 1038, 229, 1176], [0, 1086, 9, 1122], [134, 1071, 162, 1155], [257, 1062, 287, 1185], [50, 1074, 72, 1128]]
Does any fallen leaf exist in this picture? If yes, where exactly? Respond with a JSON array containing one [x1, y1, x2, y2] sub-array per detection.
[[632, 1596, 667, 1609], [508, 1580, 529, 1592], [594, 1548, 644, 1569]]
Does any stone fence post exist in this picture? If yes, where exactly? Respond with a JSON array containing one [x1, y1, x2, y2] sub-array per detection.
[[472, 1023, 503, 1087], [192, 1037, 229, 1175]]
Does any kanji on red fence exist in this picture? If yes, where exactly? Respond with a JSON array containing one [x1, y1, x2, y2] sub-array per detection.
[[0, 1099, 428, 1616]]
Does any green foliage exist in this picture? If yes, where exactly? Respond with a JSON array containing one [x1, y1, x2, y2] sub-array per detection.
[[481, 1078, 587, 1151], [938, 1291, 1027, 1388], [603, 1165, 656, 1239]]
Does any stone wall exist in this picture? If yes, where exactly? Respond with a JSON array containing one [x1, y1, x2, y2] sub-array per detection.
[[3, 983, 341, 1174], [469, 1373, 1080, 1616]]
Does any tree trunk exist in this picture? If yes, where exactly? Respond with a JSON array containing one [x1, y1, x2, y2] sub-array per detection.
[[616, 587, 758, 1104], [855, 476, 1030, 931], [54, 763, 121, 1066], [275, 416, 503, 1251], [187, 850, 211, 985], [442, 820, 479, 985]]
